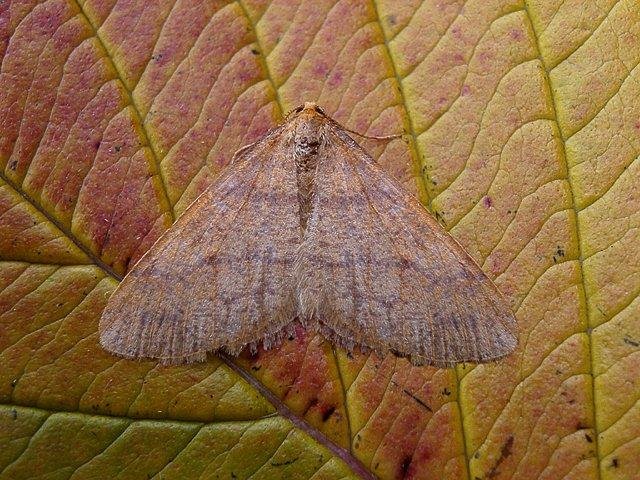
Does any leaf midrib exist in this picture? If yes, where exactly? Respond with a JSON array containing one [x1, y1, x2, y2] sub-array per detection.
[[0, 171, 121, 281], [523, 3, 602, 478]]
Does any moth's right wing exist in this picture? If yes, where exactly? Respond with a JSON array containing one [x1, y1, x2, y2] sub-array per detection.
[[297, 130, 517, 367], [100, 131, 301, 364]]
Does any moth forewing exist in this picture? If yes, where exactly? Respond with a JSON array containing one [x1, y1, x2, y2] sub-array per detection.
[[100, 102, 517, 366], [99, 133, 301, 364]]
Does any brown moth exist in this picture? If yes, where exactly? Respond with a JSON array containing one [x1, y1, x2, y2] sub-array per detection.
[[100, 102, 517, 367]]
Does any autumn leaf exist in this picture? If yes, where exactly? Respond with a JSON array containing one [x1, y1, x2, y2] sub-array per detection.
[[1, 1, 638, 479]]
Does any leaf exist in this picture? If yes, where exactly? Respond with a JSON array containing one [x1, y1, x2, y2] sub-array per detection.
[[0, 1, 638, 479]]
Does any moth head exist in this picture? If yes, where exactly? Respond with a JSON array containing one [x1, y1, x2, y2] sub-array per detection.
[[288, 102, 326, 118], [287, 102, 328, 154]]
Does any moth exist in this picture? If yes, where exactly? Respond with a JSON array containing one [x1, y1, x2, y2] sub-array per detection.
[[100, 102, 517, 367]]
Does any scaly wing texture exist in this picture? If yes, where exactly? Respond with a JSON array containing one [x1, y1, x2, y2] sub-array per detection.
[[101, 132, 300, 363], [1, 0, 638, 479], [298, 130, 516, 367]]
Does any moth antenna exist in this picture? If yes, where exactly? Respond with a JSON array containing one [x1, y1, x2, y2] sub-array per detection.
[[230, 140, 259, 164], [328, 118, 405, 142], [285, 104, 306, 120], [345, 129, 405, 141]]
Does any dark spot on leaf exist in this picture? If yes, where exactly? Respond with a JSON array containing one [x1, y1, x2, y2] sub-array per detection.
[[623, 335, 639, 347], [271, 457, 298, 467], [386, 14, 397, 26], [610, 458, 619, 468], [487, 435, 513, 478], [250, 364, 261, 371], [322, 405, 336, 422], [11, 378, 17, 387], [114, 145, 122, 153], [8, 159, 17, 170], [585, 433, 593, 443], [151, 53, 163, 61], [402, 388, 432, 412], [304, 397, 319, 415], [93, 140, 101, 150], [11, 409, 17, 420], [442, 387, 451, 396], [553, 245, 566, 263], [251, 48, 260, 55], [576, 421, 589, 430], [400, 456, 412, 477], [483, 196, 493, 208]]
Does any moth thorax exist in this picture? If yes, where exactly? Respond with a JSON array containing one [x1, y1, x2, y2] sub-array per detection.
[[294, 136, 321, 156], [292, 115, 324, 157]]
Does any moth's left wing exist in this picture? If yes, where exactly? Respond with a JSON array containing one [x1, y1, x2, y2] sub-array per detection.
[[297, 129, 517, 367], [100, 131, 301, 364]]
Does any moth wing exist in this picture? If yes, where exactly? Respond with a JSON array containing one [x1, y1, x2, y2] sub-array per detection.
[[297, 130, 517, 367], [100, 132, 300, 364]]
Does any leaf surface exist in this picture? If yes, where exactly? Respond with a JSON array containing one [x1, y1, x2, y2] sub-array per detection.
[[0, 1, 638, 479]]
